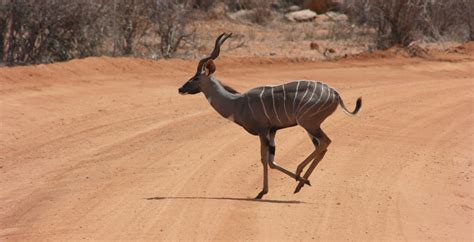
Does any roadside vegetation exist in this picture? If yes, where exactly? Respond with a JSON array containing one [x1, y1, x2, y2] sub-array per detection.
[[0, 0, 472, 66]]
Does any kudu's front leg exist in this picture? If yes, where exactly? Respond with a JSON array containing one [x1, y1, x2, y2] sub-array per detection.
[[255, 134, 269, 199]]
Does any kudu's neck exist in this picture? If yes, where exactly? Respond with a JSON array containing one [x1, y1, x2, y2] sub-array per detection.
[[201, 76, 240, 119]]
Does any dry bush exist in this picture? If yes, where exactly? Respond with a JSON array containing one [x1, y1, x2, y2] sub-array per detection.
[[0, 4, 7, 60], [430, 0, 473, 41], [230, 0, 274, 24], [278, 0, 305, 8], [0, 0, 196, 64], [1, 0, 106, 65], [111, 0, 154, 56], [192, 0, 302, 13], [226, 0, 259, 10], [343, 0, 473, 49], [151, 0, 195, 58], [192, 0, 216, 9], [192, 0, 268, 11], [249, 2, 274, 25]]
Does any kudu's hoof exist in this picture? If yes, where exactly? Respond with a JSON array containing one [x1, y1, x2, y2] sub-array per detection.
[[296, 175, 311, 186], [294, 186, 302, 194], [255, 191, 267, 199], [301, 178, 311, 186]]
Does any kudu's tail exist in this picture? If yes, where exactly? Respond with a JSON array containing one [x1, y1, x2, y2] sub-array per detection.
[[337, 93, 362, 116]]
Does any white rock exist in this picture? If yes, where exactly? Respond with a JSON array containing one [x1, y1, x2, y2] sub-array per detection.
[[325, 11, 348, 22], [285, 9, 317, 22]]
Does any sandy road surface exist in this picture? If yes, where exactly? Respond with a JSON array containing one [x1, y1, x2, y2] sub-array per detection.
[[0, 55, 473, 240]]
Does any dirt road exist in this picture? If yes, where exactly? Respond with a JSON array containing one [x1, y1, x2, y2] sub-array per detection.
[[1, 55, 473, 240]]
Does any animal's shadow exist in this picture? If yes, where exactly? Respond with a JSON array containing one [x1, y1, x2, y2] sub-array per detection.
[[145, 196, 306, 204]]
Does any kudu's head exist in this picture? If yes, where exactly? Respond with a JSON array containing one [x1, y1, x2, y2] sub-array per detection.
[[178, 33, 232, 95]]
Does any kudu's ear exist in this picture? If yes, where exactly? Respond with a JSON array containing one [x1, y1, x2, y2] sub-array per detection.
[[205, 60, 216, 76]]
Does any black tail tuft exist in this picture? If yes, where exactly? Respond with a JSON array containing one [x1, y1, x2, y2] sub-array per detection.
[[339, 96, 362, 116]]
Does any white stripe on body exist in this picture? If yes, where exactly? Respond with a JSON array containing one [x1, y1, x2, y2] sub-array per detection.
[[247, 95, 256, 119], [298, 83, 327, 119], [297, 81, 319, 114], [296, 81, 311, 113], [308, 86, 334, 118], [282, 84, 291, 122], [260, 87, 272, 122], [292, 81, 301, 113], [309, 87, 336, 117], [271, 87, 283, 125]]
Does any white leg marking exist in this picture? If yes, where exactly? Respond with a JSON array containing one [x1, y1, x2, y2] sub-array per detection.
[[260, 87, 272, 123], [227, 114, 235, 122], [207, 96, 212, 104], [292, 81, 301, 113], [271, 87, 282, 125], [268, 133, 275, 161]]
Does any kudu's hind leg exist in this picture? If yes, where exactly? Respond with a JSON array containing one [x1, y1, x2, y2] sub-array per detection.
[[294, 128, 331, 193], [266, 131, 311, 186]]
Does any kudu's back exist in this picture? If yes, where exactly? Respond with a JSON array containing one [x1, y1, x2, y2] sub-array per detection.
[[243, 80, 339, 130]]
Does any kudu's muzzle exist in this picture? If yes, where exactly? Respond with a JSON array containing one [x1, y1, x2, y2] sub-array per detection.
[[178, 79, 200, 95], [178, 80, 191, 95]]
